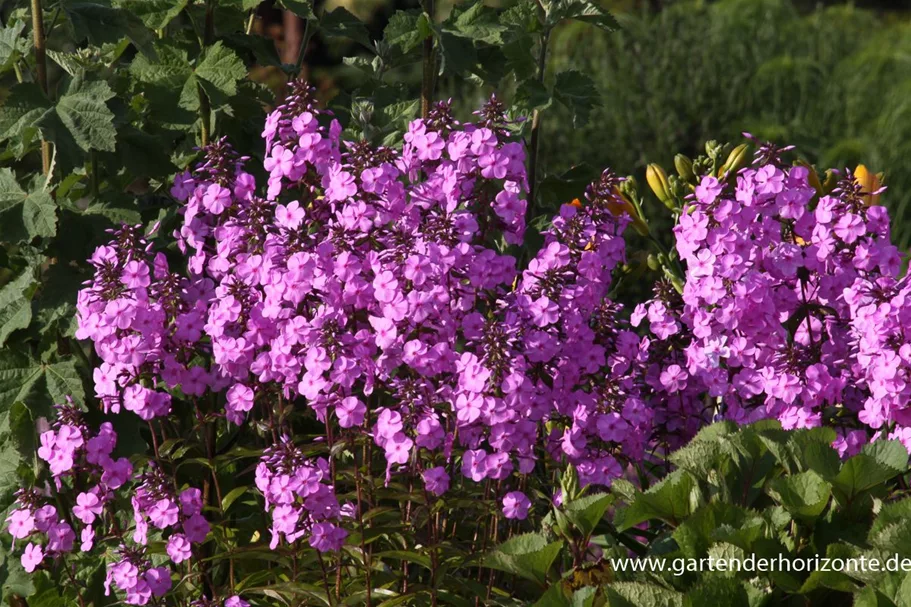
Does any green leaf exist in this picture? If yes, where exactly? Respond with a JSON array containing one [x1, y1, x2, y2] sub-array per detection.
[[0, 21, 27, 73], [563, 492, 612, 537], [0, 352, 47, 415], [450, 0, 507, 45], [0, 83, 52, 157], [832, 451, 904, 501], [483, 533, 563, 585], [321, 7, 372, 49], [278, 0, 316, 20], [195, 41, 247, 97], [683, 577, 749, 607], [52, 74, 117, 152], [515, 78, 552, 113], [614, 470, 699, 530], [384, 10, 432, 54], [112, 0, 189, 31], [544, 0, 620, 32], [221, 486, 248, 513], [0, 168, 57, 242], [767, 470, 831, 520], [0, 266, 38, 346], [602, 582, 683, 607], [63, 2, 156, 59], [553, 70, 599, 127], [45, 358, 86, 408], [862, 439, 909, 471]]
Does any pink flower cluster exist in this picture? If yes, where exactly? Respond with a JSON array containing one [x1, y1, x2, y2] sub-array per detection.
[[256, 438, 348, 551], [636, 144, 909, 454]]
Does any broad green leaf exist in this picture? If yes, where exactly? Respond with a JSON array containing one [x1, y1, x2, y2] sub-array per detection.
[[0, 83, 52, 157], [683, 577, 749, 607], [63, 2, 156, 58], [384, 10, 432, 54], [131, 41, 193, 87], [602, 582, 683, 607], [614, 470, 699, 530], [0, 21, 27, 73], [195, 41, 247, 97], [553, 70, 599, 127], [832, 452, 904, 501], [767, 470, 831, 520], [862, 439, 909, 471], [113, 0, 188, 31], [321, 7, 372, 49], [278, 0, 316, 20], [450, 0, 507, 45], [563, 492, 612, 537], [53, 75, 117, 152], [45, 358, 86, 408], [483, 532, 563, 585], [544, 0, 620, 32], [221, 486, 248, 513], [0, 352, 46, 414], [0, 168, 57, 242], [0, 266, 38, 346], [515, 78, 552, 113]]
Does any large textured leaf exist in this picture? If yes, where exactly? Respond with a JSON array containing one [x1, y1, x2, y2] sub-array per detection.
[[544, 0, 620, 32], [0, 266, 38, 346], [614, 470, 700, 530], [0, 352, 85, 418], [52, 75, 117, 152], [553, 70, 599, 127], [0, 83, 52, 157], [563, 492, 612, 537], [195, 41, 247, 97], [483, 533, 563, 585], [63, 2, 156, 58], [112, 0, 188, 30], [602, 582, 683, 607], [0, 168, 57, 242], [0, 21, 27, 73], [384, 10, 432, 54], [321, 7, 372, 49], [767, 470, 831, 520]]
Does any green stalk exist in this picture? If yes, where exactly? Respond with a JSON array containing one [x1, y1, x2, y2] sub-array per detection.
[[527, 24, 550, 220], [30, 0, 51, 174], [420, 0, 436, 118]]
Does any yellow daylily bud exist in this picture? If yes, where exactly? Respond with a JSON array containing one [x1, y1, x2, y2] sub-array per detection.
[[609, 187, 649, 237], [646, 163, 672, 204], [718, 143, 750, 178], [854, 164, 882, 206], [674, 154, 695, 183]]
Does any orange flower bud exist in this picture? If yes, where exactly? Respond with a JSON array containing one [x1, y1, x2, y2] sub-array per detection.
[[855, 164, 881, 206]]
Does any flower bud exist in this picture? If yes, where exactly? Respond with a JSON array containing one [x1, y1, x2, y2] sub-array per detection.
[[718, 143, 750, 178], [854, 164, 882, 206], [646, 164, 672, 205], [674, 154, 695, 183], [608, 187, 650, 237]]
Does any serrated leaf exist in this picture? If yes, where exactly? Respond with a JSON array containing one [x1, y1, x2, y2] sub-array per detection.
[[563, 492, 612, 537], [63, 2, 156, 59], [450, 0, 507, 45], [278, 0, 316, 20], [603, 582, 683, 607], [614, 470, 699, 530], [45, 358, 86, 408], [384, 10, 432, 54], [0, 168, 57, 242], [483, 533, 563, 585], [52, 75, 117, 152], [0, 21, 27, 73], [768, 470, 831, 520], [195, 41, 247, 97], [112, 0, 188, 31], [553, 70, 599, 127], [0, 268, 37, 346], [0, 83, 52, 157], [321, 7, 372, 49], [545, 0, 620, 32]]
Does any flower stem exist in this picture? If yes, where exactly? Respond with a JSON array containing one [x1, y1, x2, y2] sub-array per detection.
[[421, 0, 435, 118], [29, 0, 51, 175], [527, 25, 550, 220]]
